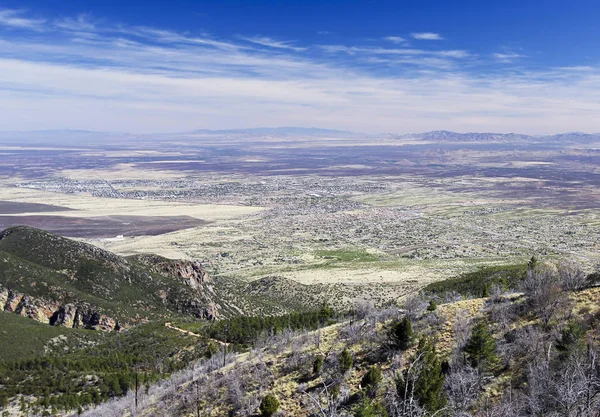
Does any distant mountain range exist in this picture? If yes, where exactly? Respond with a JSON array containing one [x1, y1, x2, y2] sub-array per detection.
[[389, 130, 600, 143], [183, 126, 358, 137], [0, 127, 599, 144]]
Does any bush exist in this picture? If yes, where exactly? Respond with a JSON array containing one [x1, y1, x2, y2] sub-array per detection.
[[312, 355, 324, 375], [556, 321, 585, 360], [340, 348, 353, 374], [424, 264, 527, 298], [464, 320, 498, 371], [389, 317, 413, 351], [354, 398, 388, 417], [396, 337, 446, 413], [427, 300, 437, 311], [259, 394, 280, 417], [361, 366, 383, 390]]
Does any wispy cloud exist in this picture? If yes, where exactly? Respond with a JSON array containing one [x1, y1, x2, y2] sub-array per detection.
[[384, 36, 405, 43], [0, 9, 45, 30], [0, 8, 598, 134], [319, 44, 470, 60], [493, 52, 527, 63], [240, 36, 306, 52], [54, 14, 96, 32], [411, 32, 444, 40]]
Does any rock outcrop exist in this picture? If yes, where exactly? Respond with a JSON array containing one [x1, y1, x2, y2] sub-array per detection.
[[1, 284, 119, 331], [133, 254, 211, 289]]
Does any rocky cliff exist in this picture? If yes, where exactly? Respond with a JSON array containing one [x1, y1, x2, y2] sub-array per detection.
[[0, 226, 221, 331], [0, 284, 119, 331]]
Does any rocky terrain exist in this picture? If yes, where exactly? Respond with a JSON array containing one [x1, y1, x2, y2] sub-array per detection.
[[0, 226, 225, 329]]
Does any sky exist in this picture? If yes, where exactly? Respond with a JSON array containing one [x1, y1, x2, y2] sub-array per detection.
[[0, 0, 599, 134]]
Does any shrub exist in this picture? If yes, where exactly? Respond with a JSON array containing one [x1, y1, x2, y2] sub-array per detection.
[[340, 348, 353, 374], [313, 355, 324, 376], [427, 300, 437, 311], [361, 366, 382, 390], [389, 317, 413, 351], [464, 320, 498, 371], [354, 398, 388, 417], [259, 394, 280, 417], [396, 337, 446, 413], [556, 321, 585, 360]]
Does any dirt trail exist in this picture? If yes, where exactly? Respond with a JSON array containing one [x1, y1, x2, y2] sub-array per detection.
[[164, 322, 229, 346]]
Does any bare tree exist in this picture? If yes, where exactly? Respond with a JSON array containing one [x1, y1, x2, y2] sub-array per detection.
[[403, 294, 428, 321], [301, 381, 350, 417], [523, 263, 570, 326], [558, 260, 588, 292], [445, 366, 483, 414]]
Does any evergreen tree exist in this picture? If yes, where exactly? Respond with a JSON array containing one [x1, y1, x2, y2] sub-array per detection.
[[319, 303, 333, 325], [464, 320, 498, 371], [396, 337, 446, 413], [362, 366, 383, 398], [389, 317, 413, 351], [361, 366, 383, 389], [354, 398, 388, 417], [528, 255, 539, 271], [312, 355, 324, 376], [340, 348, 354, 374], [556, 321, 585, 360]]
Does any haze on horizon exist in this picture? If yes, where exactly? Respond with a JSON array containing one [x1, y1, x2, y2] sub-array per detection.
[[0, 0, 599, 135]]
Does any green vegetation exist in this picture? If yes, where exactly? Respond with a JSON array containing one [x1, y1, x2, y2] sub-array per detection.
[[177, 306, 336, 348], [388, 317, 413, 351], [0, 226, 217, 324], [259, 394, 280, 417], [396, 337, 446, 414], [464, 320, 499, 371], [312, 355, 324, 375], [556, 321, 585, 360], [424, 263, 528, 298], [0, 322, 210, 414], [340, 347, 354, 374], [354, 398, 388, 417], [0, 312, 103, 363], [361, 366, 383, 395], [314, 248, 379, 263]]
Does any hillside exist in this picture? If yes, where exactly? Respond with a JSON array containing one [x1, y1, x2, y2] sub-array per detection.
[[82, 260, 600, 417], [0, 226, 229, 330], [0, 227, 350, 333]]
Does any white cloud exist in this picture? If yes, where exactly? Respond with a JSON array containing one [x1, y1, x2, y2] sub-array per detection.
[[384, 36, 405, 43], [411, 32, 444, 40], [240, 36, 306, 52], [493, 52, 527, 63], [0, 9, 45, 30], [0, 9, 598, 134], [54, 14, 96, 32]]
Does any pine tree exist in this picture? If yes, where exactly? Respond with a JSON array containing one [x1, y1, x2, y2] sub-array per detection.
[[396, 337, 446, 414], [312, 355, 324, 376], [340, 348, 354, 374], [354, 398, 388, 417], [528, 255, 539, 271], [556, 321, 585, 360], [389, 317, 413, 351], [362, 366, 383, 398], [464, 320, 498, 371]]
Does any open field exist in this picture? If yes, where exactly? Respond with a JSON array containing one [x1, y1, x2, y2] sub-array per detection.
[[1, 131, 599, 305]]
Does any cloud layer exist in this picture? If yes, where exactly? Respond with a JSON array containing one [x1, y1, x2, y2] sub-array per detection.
[[0, 8, 599, 134]]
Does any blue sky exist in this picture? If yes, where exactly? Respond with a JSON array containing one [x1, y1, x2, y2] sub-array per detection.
[[0, 0, 599, 134]]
